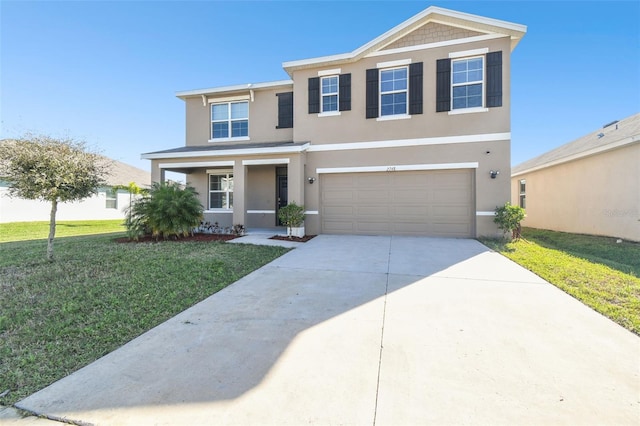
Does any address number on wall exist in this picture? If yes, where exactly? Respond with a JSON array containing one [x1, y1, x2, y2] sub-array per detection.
[[386, 166, 396, 172]]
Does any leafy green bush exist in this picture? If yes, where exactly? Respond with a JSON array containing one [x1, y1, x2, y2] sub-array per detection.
[[277, 202, 305, 228], [494, 202, 526, 239], [126, 182, 203, 240]]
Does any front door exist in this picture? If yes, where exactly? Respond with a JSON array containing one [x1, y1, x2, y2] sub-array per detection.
[[276, 167, 288, 226]]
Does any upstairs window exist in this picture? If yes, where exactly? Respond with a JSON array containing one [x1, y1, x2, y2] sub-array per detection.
[[211, 101, 248, 139], [452, 57, 483, 110], [321, 76, 339, 112], [209, 172, 233, 209], [380, 67, 408, 116]]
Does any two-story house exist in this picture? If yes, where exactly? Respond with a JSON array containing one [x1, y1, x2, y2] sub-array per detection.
[[142, 6, 526, 237]]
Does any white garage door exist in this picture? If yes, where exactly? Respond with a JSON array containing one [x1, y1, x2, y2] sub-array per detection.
[[321, 170, 474, 237]]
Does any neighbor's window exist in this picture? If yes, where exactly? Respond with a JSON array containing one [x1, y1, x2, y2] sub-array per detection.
[[452, 56, 483, 110], [209, 172, 233, 209], [105, 191, 117, 209], [321, 76, 339, 112], [380, 67, 408, 116], [519, 179, 526, 209], [211, 101, 248, 139]]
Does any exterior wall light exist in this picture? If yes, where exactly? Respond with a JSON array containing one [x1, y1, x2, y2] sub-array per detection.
[[307, 177, 316, 184], [490, 170, 500, 179]]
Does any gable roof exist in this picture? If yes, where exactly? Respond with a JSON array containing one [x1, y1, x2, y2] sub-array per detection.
[[282, 6, 527, 75], [104, 158, 150, 187], [512, 112, 640, 177]]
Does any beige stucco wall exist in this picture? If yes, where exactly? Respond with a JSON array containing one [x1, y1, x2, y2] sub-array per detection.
[[511, 143, 640, 242], [184, 86, 294, 147], [291, 36, 511, 145]]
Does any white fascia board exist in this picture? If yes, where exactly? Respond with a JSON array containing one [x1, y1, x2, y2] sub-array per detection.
[[307, 133, 510, 153], [158, 161, 234, 169], [317, 162, 478, 174], [366, 34, 503, 58], [142, 144, 309, 160], [176, 80, 293, 99], [511, 136, 640, 178], [242, 158, 290, 166]]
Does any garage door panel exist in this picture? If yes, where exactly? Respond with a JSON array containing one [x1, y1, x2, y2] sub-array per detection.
[[321, 170, 473, 237]]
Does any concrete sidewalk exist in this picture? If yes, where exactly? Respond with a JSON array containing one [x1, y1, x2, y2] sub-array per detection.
[[16, 236, 640, 425]]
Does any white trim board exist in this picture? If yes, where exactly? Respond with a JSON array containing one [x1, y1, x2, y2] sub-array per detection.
[[307, 133, 510, 153], [247, 210, 275, 214], [242, 158, 290, 166], [317, 162, 478, 174], [159, 161, 234, 169], [476, 211, 496, 216], [142, 144, 310, 160]]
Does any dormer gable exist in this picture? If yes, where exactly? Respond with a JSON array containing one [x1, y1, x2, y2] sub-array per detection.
[[282, 6, 526, 75]]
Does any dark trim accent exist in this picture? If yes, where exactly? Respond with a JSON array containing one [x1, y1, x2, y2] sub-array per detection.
[[339, 73, 351, 111], [436, 58, 451, 112], [308, 77, 320, 114], [408, 62, 423, 115], [486, 51, 503, 108], [366, 68, 379, 119], [276, 92, 293, 129]]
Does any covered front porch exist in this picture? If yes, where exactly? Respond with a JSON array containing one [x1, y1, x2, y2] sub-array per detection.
[[141, 142, 308, 232]]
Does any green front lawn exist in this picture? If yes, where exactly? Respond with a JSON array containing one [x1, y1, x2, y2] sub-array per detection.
[[0, 227, 289, 404], [0, 219, 126, 243], [481, 228, 640, 335]]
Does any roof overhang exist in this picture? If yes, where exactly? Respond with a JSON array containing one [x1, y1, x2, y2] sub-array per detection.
[[141, 143, 309, 160], [282, 6, 527, 75], [175, 80, 294, 100]]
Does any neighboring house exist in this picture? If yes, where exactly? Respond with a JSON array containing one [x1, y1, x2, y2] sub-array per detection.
[[142, 6, 526, 237], [0, 159, 150, 223], [511, 113, 640, 242]]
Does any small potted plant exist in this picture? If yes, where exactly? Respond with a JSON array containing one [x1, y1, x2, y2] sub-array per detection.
[[278, 202, 305, 238]]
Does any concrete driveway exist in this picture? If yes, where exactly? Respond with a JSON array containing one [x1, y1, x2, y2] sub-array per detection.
[[16, 235, 640, 425]]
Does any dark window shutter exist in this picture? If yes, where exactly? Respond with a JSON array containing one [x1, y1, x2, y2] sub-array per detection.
[[339, 73, 351, 111], [308, 77, 320, 114], [436, 58, 451, 112], [408, 62, 423, 115], [366, 68, 379, 119], [486, 51, 503, 108], [276, 92, 293, 129]]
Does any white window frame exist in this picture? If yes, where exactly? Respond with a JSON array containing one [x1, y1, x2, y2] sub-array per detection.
[[451, 55, 485, 111], [519, 179, 526, 209], [105, 190, 117, 209], [208, 171, 234, 211], [210, 101, 249, 141], [320, 75, 339, 114], [379, 66, 409, 118]]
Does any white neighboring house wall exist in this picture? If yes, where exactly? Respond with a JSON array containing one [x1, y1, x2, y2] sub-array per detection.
[[0, 186, 140, 223]]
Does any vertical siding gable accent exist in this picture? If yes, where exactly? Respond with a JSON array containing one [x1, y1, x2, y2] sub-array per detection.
[[486, 51, 503, 108], [366, 68, 379, 119], [339, 73, 351, 111], [308, 77, 320, 114], [436, 58, 451, 112], [408, 62, 423, 115], [276, 92, 294, 129]]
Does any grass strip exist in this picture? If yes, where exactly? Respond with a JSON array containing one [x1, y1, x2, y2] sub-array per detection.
[[481, 228, 640, 336]]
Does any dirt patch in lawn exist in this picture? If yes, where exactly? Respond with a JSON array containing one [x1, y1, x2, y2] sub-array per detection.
[[115, 233, 239, 243]]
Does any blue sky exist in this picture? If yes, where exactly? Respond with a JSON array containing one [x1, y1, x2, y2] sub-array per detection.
[[1, 1, 639, 175]]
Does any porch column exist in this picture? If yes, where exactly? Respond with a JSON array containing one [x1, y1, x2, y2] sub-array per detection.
[[287, 154, 304, 206], [150, 160, 165, 184], [233, 160, 247, 226]]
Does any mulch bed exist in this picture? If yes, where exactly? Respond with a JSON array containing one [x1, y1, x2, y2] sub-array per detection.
[[115, 233, 239, 243], [269, 235, 316, 243]]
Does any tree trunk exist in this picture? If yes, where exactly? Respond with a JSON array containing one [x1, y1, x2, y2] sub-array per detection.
[[47, 199, 58, 262]]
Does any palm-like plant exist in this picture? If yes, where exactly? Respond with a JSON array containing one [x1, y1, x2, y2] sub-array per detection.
[[126, 182, 203, 240]]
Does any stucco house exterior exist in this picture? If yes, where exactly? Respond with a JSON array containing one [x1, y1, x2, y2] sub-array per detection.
[[511, 113, 640, 242], [0, 159, 150, 223], [142, 6, 526, 238]]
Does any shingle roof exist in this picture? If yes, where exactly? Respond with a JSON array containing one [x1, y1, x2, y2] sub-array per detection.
[[103, 159, 150, 187], [512, 112, 640, 176], [142, 141, 303, 156]]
